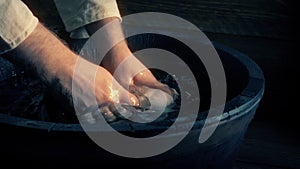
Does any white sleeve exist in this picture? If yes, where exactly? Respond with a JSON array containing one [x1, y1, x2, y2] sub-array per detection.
[[0, 0, 38, 54], [54, 0, 121, 39]]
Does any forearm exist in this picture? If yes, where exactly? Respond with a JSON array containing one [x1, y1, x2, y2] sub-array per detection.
[[11, 23, 77, 90], [85, 18, 132, 73]]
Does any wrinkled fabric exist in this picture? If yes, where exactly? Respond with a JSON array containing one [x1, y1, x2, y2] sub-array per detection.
[[53, 0, 121, 39], [0, 0, 38, 54]]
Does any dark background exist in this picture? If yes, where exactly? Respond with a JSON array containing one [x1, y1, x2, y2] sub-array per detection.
[[116, 2, 299, 168], [116, 0, 298, 125]]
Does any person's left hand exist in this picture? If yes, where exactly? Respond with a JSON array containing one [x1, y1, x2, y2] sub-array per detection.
[[85, 18, 178, 109], [101, 43, 178, 108]]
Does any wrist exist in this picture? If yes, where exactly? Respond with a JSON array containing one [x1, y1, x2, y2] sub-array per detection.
[[102, 41, 133, 73]]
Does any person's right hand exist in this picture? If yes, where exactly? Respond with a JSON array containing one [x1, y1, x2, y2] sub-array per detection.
[[70, 57, 140, 122], [73, 59, 139, 104], [11, 23, 139, 123], [96, 67, 140, 106]]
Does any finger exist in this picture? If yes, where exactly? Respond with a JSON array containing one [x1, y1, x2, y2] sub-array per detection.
[[107, 75, 140, 107], [129, 85, 151, 109], [132, 69, 177, 96], [132, 81, 179, 103], [98, 103, 117, 122], [118, 87, 140, 107]]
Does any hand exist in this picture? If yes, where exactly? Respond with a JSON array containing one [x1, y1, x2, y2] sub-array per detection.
[[101, 41, 177, 98], [85, 18, 177, 98], [72, 58, 141, 123], [72, 57, 139, 107]]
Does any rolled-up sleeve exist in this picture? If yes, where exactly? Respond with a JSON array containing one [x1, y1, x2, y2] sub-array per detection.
[[54, 0, 121, 38], [0, 0, 38, 54]]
